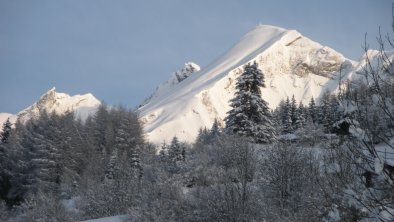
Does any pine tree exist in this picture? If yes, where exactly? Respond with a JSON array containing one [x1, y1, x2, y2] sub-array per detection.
[[0, 118, 12, 144], [55, 111, 84, 192], [112, 108, 145, 180], [28, 111, 61, 193], [3, 120, 33, 205], [209, 118, 221, 138], [282, 97, 293, 133], [0, 130, 10, 204], [195, 127, 209, 144], [205, 118, 222, 144], [114, 108, 144, 153], [129, 146, 143, 180], [308, 97, 317, 124], [159, 142, 168, 162], [317, 92, 331, 128], [328, 95, 340, 129], [295, 102, 306, 129], [273, 100, 285, 124], [290, 95, 298, 126], [91, 104, 110, 154], [168, 136, 182, 163], [224, 62, 275, 143], [105, 149, 118, 181]]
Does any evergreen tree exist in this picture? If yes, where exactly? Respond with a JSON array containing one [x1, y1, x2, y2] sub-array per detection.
[[328, 95, 341, 130], [91, 104, 110, 154], [129, 146, 143, 180], [4, 120, 33, 205], [273, 100, 285, 125], [0, 118, 12, 144], [308, 97, 317, 124], [295, 102, 306, 129], [0, 131, 10, 204], [281, 97, 293, 133], [168, 136, 182, 163], [28, 111, 61, 193], [0, 119, 12, 188], [290, 95, 298, 126], [105, 149, 118, 181], [224, 62, 275, 143], [202, 118, 222, 144], [112, 108, 144, 179], [195, 127, 209, 145], [209, 118, 221, 139], [317, 92, 331, 128], [159, 142, 168, 162], [55, 111, 85, 192]]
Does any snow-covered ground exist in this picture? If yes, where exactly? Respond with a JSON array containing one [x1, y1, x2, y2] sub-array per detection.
[[80, 215, 126, 222]]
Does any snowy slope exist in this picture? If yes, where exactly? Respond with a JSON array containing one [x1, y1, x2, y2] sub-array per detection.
[[140, 62, 200, 107], [0, 88, 101, 128], [138, 25, 357, 143]]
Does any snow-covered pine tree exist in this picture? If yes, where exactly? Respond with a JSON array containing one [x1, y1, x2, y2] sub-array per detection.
[[159, 142, 168, 162], [290, 95, 298, 127], [195, 127, 209, 145], [91, 104, 110, 154], [55, 111, 85, 193], [3, 120, 33, 205], [28, 111, 61, 194], [308, 97, 317, 124], [224, 62, 275, 143], [0, 118, 12, 144], [113, 108, 144, 179], [273, 100, 285, 122], [0, 118, 12, 197], [168, 136, 182, 163], [295, 102, 306, 129], [204, 118, 222, 144], [105, 148, 118, 181], [0, 126, 11, 204], [129, 146, 142, 180], [317, 92, 331, 129], [327, 95, 341, 131], [281, 97, 293, 134], [209, 118, 221, 139]]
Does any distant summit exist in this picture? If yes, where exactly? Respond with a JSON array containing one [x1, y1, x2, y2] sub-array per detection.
[[0, 88, 101, 128]]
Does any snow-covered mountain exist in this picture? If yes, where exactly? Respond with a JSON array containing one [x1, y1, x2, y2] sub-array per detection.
[[138, 25, 358, 143], [0, 87, 101, 128], [140, 62, 200, 107]]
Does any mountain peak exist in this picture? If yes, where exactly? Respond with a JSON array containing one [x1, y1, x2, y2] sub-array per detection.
[[17, 89, 101, 123], [139, 25, 355, 143], [140, 62, 201, 107]]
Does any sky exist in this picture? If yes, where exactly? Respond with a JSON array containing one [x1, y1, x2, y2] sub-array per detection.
[[0, 0, 391, 113]]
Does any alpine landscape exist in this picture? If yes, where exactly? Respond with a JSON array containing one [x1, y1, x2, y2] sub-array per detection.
[[0, 1, 393, 221]]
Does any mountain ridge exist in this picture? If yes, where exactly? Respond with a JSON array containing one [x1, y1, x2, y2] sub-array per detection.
[[138, 25, 357, 143]]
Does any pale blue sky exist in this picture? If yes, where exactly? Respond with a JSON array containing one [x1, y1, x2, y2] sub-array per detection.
[[0, 0, 390, 113]]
